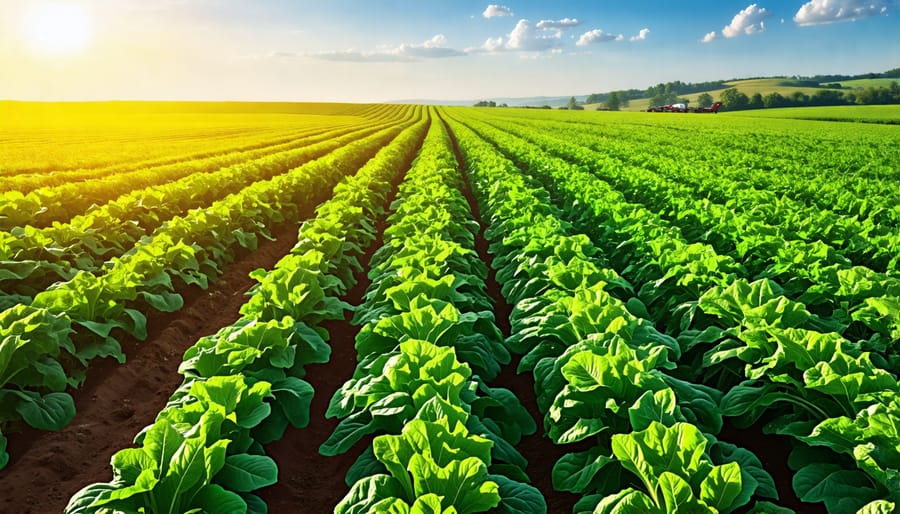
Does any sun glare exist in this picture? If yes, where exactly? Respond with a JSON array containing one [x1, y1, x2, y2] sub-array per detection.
[[24, 2, 93, 57]]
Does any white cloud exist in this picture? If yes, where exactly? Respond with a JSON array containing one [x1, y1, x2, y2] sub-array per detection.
[[483, 4, 512, 18], [312, 34, 464, 62], [535, 18, 581, 30], [722, 4, 772, 37], [472, 19, 567, 52], [629, 28, 650, 41], [794, 0, 892, 25], [576, 28, 624, 46], [702, 4, 772, 42], [507, 19, 562, 50]]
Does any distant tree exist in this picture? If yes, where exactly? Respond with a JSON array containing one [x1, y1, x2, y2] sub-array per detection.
[[809, 89, 846, 106], [697, 93, 714, 108], [719, 88, 749, 110], [855, 82, 900, 104], [650, 92, 678, 107], [567, 96, 584, 110], [789, 91, 809, 106], [612, 91, 629, 107], [748, 92, 764, 110], [605, 92, 621, 111], [763, 92, 788, 109], [585, 93, 603, 104]]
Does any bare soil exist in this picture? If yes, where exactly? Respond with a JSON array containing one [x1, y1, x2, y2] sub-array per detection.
[[0, 224, 300, 514]]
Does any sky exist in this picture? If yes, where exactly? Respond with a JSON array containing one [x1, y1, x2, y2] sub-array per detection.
[[0, 0, 898, 102]]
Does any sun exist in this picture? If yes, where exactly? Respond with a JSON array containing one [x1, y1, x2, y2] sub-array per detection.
[[23, 2, 93, 57]]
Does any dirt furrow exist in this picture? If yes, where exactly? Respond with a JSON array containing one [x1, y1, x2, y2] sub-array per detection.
[[0, 223, 301, 514]]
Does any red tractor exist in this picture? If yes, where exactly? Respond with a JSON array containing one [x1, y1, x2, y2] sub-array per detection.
[[647, 101, 722, 113]]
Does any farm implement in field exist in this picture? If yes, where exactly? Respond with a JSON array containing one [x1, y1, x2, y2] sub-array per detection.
[[647, 101, 722, 113]]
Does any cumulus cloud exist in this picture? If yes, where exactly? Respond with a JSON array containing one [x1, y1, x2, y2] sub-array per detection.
[[629, 28, 650, 41], [312, 34, 464, 62], [794, 0, 892, 25], [702, 3, 772, 42], [507, 19, 562, 50], [483, 4, 512, 18], [576, 28, 624, 46], [722, 4, 772, 37], [535, 18, 581, 30], [472, 18, 569, 52]]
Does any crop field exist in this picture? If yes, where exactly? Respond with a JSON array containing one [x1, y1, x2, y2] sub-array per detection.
[[1, 102, 899, 514]]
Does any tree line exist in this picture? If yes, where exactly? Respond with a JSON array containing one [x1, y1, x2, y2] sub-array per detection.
[[716, 82, 900, 111]]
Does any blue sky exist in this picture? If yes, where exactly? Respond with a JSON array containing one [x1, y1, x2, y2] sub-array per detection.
[[0, 0, 897, 101]]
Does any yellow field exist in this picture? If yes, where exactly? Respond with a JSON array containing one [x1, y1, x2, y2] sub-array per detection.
[[0, 101, 375, 176]]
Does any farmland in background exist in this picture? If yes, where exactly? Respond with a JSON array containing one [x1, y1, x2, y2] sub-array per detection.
[[0, 101, 898, 514]]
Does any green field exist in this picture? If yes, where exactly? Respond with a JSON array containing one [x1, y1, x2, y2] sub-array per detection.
[[3, 102, 900, 514], [837, 77, 900, 89], [726, 104, 900, 124]]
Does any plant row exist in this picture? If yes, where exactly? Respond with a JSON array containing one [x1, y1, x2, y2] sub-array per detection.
[[448, 110, 899, 512], [467, 108, 900, 229], [444, 113, 787, 513], [0, 112, 420, 471], [325, 116, 545, 513], [464, 113, 900, 352], [0, 106, 414, 231], [0, 120, 395, 305], [468, 110, 900, 276], [63, 115, 431, 513], [4, 124, 323, 193]]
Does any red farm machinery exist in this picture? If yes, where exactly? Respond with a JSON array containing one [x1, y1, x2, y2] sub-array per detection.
[[646, 101, 722, 113]]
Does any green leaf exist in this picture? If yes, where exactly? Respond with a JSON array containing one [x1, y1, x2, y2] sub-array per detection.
[[551, 447, 616, 494], [140, 290, 184, 313], [320, 410, 377, 456], [488, 474, 546, 514], [658, 471, 708, 513], [214, 454, 278, 492], [793, 463, 879, 513], [64, 482, 125, 514], [12, 390, 75, 431], [593, 488, 658, 514], [270, 376, 314, 429], [856, 500, 896, 514], [628, 389, 677, 432], [699, 461, 743, 511], [192, 483, 248, 514]]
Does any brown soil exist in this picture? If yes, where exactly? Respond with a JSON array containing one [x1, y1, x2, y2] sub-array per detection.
[[256, 175, 400, 512], [449, 116, 580, 513], [0, 223, 301, 514]]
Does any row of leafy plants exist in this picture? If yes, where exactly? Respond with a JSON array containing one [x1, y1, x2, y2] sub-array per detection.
[[62, 114, 431, 513], [324, 117, 546, 513], [465, 107, 900, 229], [0, 119, 396, 306], [448, 109, 899, 512], [464, 113, 900, 352], [4, 124, 325, 194], [0, 111, 420, 471], [444, 113, 786, 513], [1, 121, 349, 231], [466, 110, 900, 276]]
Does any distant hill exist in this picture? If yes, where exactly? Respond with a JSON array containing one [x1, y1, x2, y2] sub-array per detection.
[[395, 68, 898, 111], [386, 95, 584, 107], [599, 78, 848, 112]]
